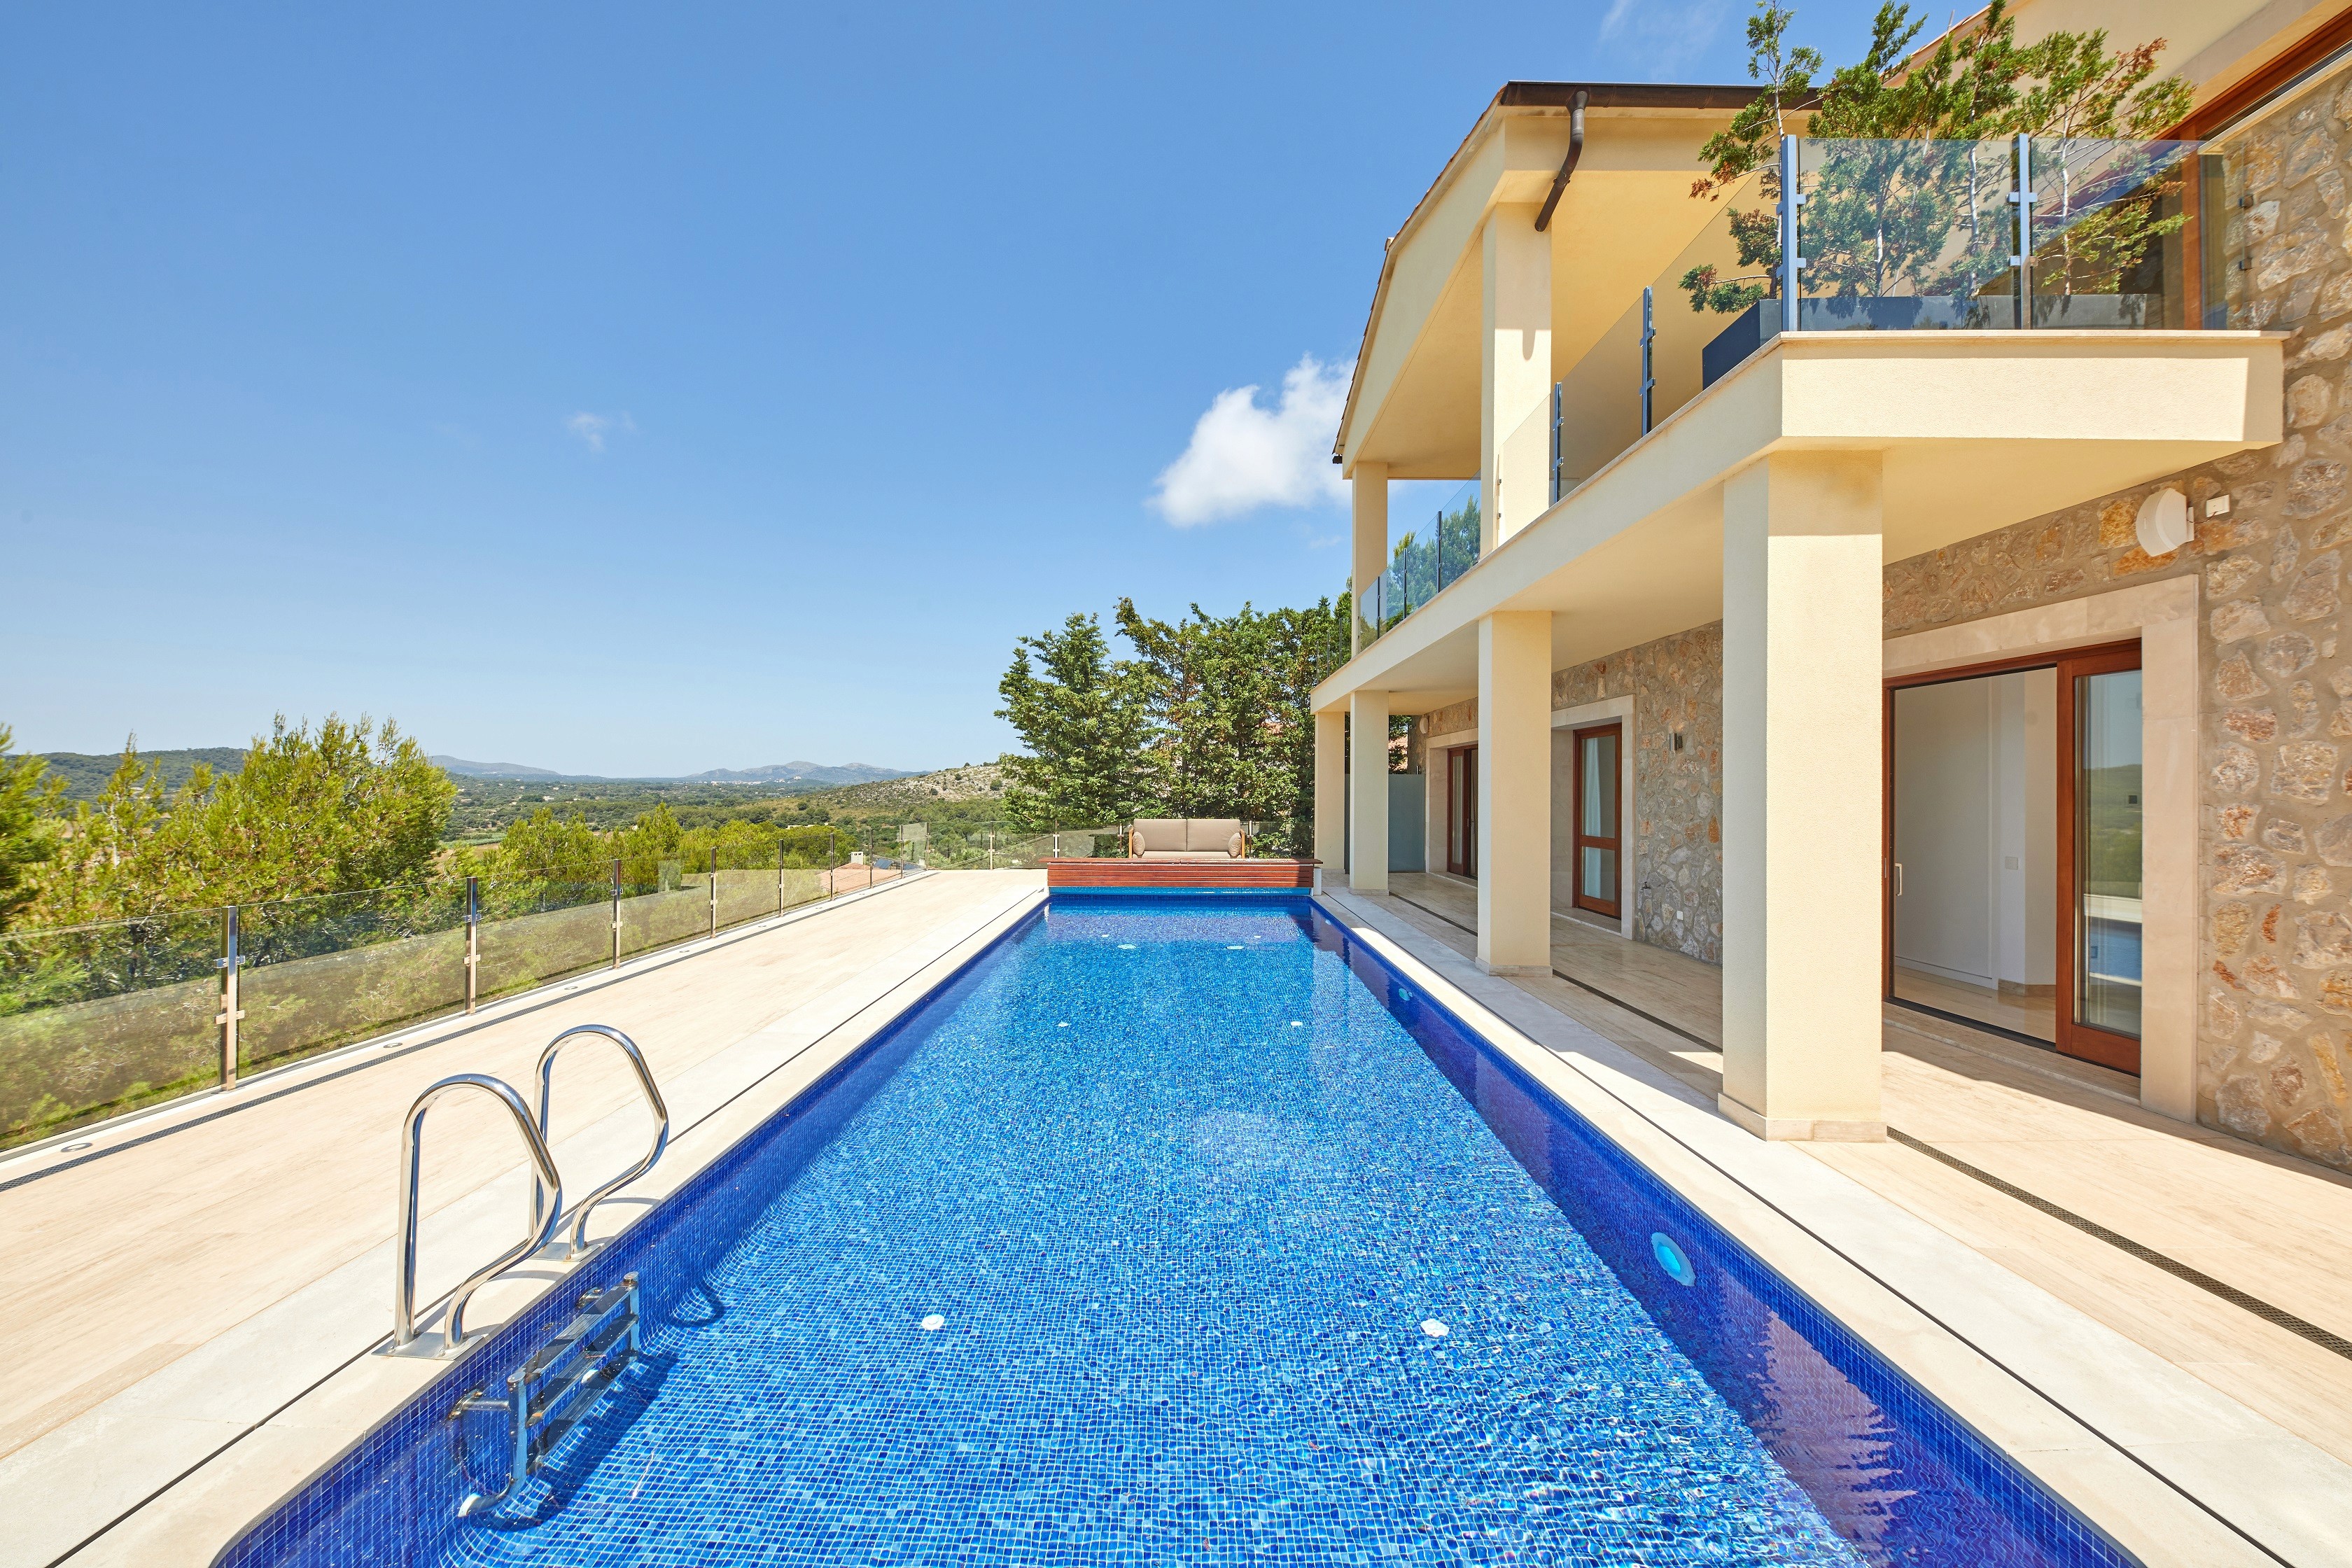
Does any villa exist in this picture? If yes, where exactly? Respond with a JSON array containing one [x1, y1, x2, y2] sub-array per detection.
[[8, 2, 2352, 1566]]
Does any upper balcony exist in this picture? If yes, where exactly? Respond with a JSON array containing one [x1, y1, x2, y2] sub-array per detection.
[[1342, 109, 2283, 666]]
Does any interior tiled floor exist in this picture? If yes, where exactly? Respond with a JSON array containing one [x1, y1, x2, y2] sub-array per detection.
[[1382, 869, 2352, 1467], [1891, 963, 2058, 1042]]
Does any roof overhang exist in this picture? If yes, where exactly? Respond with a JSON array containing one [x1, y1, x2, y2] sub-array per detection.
[[1334, 81, 1764, 481]]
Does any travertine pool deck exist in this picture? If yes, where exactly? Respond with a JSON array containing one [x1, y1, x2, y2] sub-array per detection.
[[0, 869, 1045, 1568], [1385, 869, 2352, 1471]]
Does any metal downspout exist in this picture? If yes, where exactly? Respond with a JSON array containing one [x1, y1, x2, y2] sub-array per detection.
[[1533, 90, 1588, 232]]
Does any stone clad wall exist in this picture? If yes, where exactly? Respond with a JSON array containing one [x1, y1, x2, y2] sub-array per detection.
[[1555, 626, 1725, 960], [1413, 623, 1727, 962]]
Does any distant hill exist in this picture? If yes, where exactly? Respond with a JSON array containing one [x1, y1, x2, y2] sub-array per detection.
[[36, 748, 246, 802], [430, 755, 922, 785], [430, 755, 568, 780], [676, 762, 913, 786], [811, 761, 1009, 811]]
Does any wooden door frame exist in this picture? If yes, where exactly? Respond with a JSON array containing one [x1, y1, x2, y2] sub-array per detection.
[[1883, 638, 2143, 1072], [1445, 744, 1478, 878], [1569, 721, 1623, 918], [2054, 644, 2146, 1072]]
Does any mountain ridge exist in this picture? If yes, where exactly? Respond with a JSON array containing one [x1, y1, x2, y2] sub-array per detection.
[[430, 755, 918, 785]]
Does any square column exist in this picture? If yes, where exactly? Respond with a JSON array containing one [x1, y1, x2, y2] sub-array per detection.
[[1480, 204, 1551, 550], [1351, 463, 1388, 654], [1348, 689, 1390, 892], [1314, 707, 1346, 874], [1720, 451, 1886, 1141], [1477, 611, 1551, 974]]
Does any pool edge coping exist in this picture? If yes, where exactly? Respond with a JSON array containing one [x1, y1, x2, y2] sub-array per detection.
[[1319, 888, 2352, 1568]]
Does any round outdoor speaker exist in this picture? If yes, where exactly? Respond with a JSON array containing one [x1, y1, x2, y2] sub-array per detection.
[[2135, 487, 2192, 556]]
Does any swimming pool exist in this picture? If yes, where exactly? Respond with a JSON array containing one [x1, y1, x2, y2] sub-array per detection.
[[221, 892, 2132, 1567]]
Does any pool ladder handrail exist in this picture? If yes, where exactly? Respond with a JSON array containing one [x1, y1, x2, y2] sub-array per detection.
[[530, 1024, 671, 1259], [394, 1074, 564, 1352]]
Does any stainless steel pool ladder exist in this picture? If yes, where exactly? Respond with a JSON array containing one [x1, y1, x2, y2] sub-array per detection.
[[453, 1272, 642, 1516], [393, 1074, 565, 1352], [391, 1027, 669, 1353], [530, 1024, 671, 1259]]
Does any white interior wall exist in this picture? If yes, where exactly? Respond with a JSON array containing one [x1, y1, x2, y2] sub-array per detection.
[[1894, 680, 1997, 986], [1893, 671, 2058, 992]]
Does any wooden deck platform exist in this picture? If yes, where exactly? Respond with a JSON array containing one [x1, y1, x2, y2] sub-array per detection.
[[1044, 858, 1317, 889]]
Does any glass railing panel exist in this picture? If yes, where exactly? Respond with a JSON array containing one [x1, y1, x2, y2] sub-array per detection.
[[0, 908, 226, 1149], [1500, 403, 1557, 532], [619, 872, 710, 961], [1791, 136, 2017, 330], [239, 883, 470, 1074], [1784, 136, 2199, 332], [714, 867, 783, 930], [1356, 480, 1480, 647], [2025, 137, 2197, 329], [480, 873, 621, 997]]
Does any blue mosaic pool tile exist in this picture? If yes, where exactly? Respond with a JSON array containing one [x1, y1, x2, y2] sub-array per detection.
[[218, 895, 2137, 1568]]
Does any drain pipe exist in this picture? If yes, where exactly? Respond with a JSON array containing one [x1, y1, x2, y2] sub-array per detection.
[[1533, 90, 1588, 232]]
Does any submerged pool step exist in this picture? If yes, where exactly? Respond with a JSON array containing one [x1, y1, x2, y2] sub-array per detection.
[[451, 1273, 641, 1517]]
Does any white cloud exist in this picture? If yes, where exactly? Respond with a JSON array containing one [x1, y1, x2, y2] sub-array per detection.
[[1150, 354, 1352, 527], [566, 411, 636, 454], [1597, 0, 1731, 74]]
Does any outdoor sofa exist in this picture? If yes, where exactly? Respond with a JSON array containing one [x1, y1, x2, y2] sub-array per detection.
[[1128, 818, 1248, 860]]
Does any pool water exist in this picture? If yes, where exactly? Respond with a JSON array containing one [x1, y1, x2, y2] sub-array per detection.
[[227, 895, 2132, 1568]]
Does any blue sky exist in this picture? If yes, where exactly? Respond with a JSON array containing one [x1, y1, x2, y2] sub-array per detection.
[[0, 0, 1885, 776]]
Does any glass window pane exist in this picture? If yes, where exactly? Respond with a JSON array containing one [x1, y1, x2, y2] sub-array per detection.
[[2078, 670, 2143, 1039], [1581, 734, 1617, 838], [1581, 847, 1617, 902]]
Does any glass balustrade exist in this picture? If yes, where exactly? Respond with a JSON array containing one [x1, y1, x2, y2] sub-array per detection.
[[1356, 479, 1480, 647], [0, 832, 927, 1151]]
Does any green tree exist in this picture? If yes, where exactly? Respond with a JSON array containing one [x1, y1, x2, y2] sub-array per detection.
[[1112, 596, 1349, 853], [0, 727, 59, 929], [29, 715, 454, 924], [995, 613, 1153, 832]]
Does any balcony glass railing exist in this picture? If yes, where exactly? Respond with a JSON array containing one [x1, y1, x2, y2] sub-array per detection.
[[1700, 133, 2204, 383], [1357, 480, 1479, 645]]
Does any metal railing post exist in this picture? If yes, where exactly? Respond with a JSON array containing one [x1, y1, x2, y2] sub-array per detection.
[[708, 847, 719, 939], [778, 840, 787, 914], [610, 858, 622, 969], [1778, 134, 1805, 320], [1549, 381, 1564, 505], [216, 905, 244, 1091], [2009, 130, 2036, 329], [987, 832, 995, 871], [1639, 287, 1656, 435], [471, 876, 490, 1005]]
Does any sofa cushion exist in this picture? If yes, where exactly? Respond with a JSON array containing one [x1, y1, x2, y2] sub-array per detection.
[[1185, 818, 1244, 854], [1137, 850, 1231, 862], [1132, 819, 1185, 855]]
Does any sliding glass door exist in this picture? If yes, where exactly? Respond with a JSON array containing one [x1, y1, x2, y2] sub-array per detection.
[[1884, 640, 2142, 1072]]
